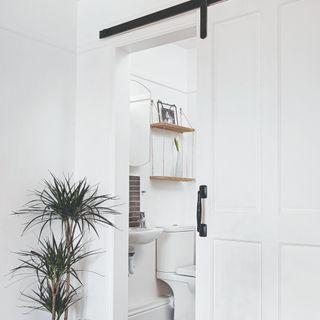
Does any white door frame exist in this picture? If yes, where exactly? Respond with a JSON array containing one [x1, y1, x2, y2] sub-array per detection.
[[98, 12, 198, 320]]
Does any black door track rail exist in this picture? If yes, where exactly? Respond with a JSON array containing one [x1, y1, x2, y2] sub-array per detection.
[[99, 0, 226, 40]]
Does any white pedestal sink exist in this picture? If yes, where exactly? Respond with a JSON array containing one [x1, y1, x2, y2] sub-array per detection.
[[129, 227, 163, 245]]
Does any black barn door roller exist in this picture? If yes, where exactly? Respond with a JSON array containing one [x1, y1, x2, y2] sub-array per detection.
[[99, 0, 226, 40]]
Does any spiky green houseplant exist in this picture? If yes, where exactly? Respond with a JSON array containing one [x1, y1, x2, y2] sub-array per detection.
[[13, 174, 118, 320], [13, 236, 95, 320]]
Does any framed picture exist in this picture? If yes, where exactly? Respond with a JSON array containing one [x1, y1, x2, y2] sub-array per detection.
[[157, 100, 178, 125]]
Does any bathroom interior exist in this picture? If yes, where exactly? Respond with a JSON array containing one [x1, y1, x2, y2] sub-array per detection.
[[127, 38, 198, 320]]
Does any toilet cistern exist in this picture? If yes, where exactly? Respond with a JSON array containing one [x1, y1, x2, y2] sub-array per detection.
[[156, 225, 196, 320]]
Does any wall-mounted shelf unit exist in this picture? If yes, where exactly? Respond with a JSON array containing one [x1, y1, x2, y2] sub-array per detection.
[[150, 122, 195, 182]]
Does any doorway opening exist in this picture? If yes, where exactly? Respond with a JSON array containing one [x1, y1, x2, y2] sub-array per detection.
[[126, 38, 198, 320]]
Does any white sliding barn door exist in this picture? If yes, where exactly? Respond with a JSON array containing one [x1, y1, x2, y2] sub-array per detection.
[[196, 0, 320, 319]]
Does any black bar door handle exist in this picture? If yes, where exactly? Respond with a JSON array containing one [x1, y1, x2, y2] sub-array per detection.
[[197, 185, 208, 237]]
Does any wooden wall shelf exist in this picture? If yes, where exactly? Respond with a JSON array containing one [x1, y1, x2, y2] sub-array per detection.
[[151, 123, 195, 133], [150, 176, 195, 182]]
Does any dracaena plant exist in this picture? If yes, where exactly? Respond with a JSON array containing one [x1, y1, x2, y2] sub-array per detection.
[[13, 236, 91, 320], [12, 174, 118, 320]]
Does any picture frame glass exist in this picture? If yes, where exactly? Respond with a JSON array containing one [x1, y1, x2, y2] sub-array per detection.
[[157, 101, 178, 125]]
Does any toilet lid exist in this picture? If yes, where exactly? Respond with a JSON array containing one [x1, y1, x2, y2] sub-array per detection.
[[176, 265, 196, 277]]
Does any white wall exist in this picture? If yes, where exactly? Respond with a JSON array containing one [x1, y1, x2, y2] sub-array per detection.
[[128, 43, 197, 309], [75, 46, 130, 320], [0, 0, 77, 319]]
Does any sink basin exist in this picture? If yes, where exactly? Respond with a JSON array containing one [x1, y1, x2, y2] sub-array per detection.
[[129, 227, 163, 245]]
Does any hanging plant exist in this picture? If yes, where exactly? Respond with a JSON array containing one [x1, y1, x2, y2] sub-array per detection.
[[12, 174, 119, 320]]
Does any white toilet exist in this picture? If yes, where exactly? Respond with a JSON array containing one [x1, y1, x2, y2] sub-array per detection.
[[156, 225, 196, 320]]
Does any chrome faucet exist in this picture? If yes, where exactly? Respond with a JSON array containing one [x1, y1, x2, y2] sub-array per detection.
[[139, 212, 146, 229]]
